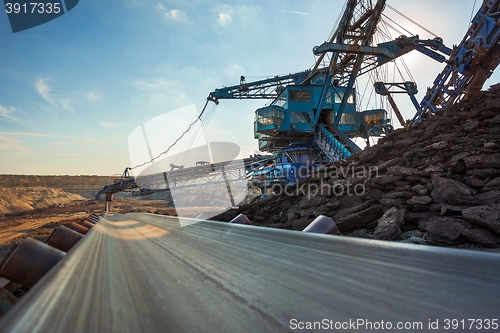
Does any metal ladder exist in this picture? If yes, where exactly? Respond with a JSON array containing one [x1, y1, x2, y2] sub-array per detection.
[[315, 124, 352, 162]]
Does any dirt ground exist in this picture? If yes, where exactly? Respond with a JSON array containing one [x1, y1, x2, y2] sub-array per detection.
[[0, 197, 178, 263]]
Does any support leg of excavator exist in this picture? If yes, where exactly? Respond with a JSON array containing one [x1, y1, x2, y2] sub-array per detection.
[[105, 192, 114, 213]]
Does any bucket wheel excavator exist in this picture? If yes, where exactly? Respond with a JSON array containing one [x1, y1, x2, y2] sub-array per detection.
[[97, 0, 500, 199]]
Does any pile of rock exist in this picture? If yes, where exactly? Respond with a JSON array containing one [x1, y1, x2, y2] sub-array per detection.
[[212, 86, 500, 249]]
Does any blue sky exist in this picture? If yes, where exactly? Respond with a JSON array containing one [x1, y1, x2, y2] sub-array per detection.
[[0, 0, 498, 175]]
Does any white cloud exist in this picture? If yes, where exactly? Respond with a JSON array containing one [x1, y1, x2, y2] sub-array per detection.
[[59, 97, 74, 112], [156, 4, 186, 21], [283, 10, 308, 15], [35, 78, 55, 105], [218, 12, 232, 25], [34, 78, 74, 112], [213, 4, 259, 27], [75, 137, 116, 146], [0, 135, 31, 153], [223, 63, 245, 78], [133, 78, 191, 113], [0, 105, 18, 121], [0, 131, 52, 137], [99, 121, 119, 129], [135, 78, 178, 91], [86, 91, 102, 100], [165, 9, 183, 20], [156, 2, 166, 13]]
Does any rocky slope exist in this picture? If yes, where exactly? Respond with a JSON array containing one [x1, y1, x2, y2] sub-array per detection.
[[212, 87, 500, 249], [0, 187, 85, 215]]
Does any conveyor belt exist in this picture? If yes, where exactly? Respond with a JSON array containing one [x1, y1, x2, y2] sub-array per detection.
[[1, 213, 499, 332]]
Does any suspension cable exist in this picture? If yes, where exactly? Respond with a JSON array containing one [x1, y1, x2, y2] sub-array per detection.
[[169, 101, 218, 167], [381, 14, 414, 36], [386, 4, 438, 38], [328, 0, 349, 41], [469, 0, 477, 28], [129, 99, 217, 170]]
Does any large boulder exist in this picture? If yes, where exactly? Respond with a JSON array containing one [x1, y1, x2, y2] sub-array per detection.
[[475, 191, 500, 205], [483, 177, 500, 192], [333, 203, 384, 231], [464, 154, 500, 170], [373, 207, 405, 240], [462, 205, 500, 235], [460, 228, 500, 248], [430, 178, 478, 206], [423, 217, 472, 246]]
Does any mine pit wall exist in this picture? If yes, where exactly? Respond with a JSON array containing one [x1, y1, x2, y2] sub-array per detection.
[[0, 187, 86, 216]]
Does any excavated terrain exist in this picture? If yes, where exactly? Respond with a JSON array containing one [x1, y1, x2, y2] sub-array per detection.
[[0, 187, 85, 215], [0, 196, 177, 263], [213, 87, 500, 250]]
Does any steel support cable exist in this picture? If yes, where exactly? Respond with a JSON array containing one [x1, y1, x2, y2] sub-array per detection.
[[328, 0, 349, 41], [176, 126, 204, 167], [129, 99, 216, 171], [393, 59, 405, 82], [393, 61, 397, 82], [129, 116, 200, 171], [386, 4, 438, 38], [383, 18, 417, 85], [377, 19, 416, 85], [379, 66, 388, 110], [381, 14, 414, 37], [380, 20, 406, 39], [364, 71, 376, 110], [178, 103, 214, 157], [377, 20, 394, 42], [359, 73, 371, 108], [355, 81, 362, 112], [201, 103, 217, 128], [400, 57, 415, 82], [176, 102, 218, 167], [469, 0, 478, 28]]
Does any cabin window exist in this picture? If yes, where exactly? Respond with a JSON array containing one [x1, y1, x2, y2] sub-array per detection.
[[289, 90, 311, 102], [363, 111, 386, 125], [290, 112, 311, 124], [334, 92, 354, 104], [256, 107, 285, 127], [340, 113, 357, 125], [273, 92, 287, 107]]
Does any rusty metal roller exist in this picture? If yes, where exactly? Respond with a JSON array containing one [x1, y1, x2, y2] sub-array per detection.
[[66, 222, 89, 235], [46, 225, 84, 253], [85, 218, 97, 225], [229, 214, 252, 225], [87, 216, 100, 223], [81, 221, 94, 229], [0, 238, 65, 288], [302, 215, 341, 235]]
